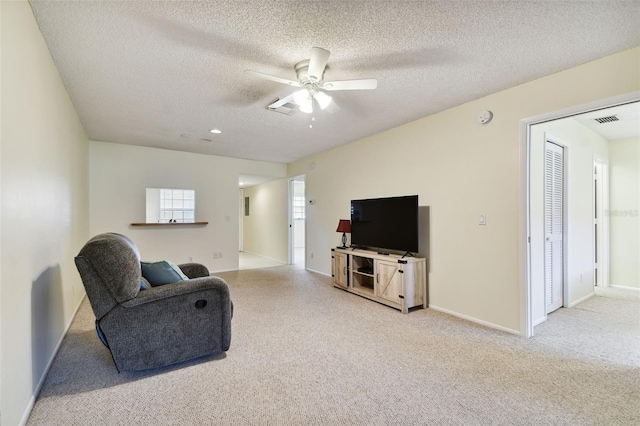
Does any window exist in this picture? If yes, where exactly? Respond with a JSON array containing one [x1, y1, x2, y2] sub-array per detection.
[[293, 195, 305, 220], [146, 188, 195, 223]]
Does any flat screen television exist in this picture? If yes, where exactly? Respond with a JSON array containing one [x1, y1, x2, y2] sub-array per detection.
[[350, 195, 419, 254]]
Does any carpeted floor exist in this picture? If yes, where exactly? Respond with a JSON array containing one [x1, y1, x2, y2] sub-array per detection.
[[27, 266, 640, 425]]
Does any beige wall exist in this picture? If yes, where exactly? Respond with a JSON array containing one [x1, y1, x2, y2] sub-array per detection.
[[1, 1, 90, 424], [242, 179, 289, 263], [609, 137, 640, 288], [529, 119, 609, 324], [89, 141, 286, 272], [288, 47, 640, 333]]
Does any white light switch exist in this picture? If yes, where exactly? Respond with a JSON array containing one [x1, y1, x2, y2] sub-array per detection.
[[479, 214, 486, 225]]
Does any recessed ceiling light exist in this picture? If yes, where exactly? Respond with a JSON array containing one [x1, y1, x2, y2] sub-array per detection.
[[209, 129, 222, 134], [239, 182, 244, 186]]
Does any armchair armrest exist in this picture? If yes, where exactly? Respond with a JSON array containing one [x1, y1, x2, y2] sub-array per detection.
[[177, 262, 210, 279], [123, 276, 227, 307]]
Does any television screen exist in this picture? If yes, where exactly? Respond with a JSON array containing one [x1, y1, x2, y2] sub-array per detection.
[[350, 195, 419, 253]]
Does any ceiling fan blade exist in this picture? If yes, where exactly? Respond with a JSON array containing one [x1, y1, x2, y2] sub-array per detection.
[[266, 92, 297, 109], [322, 79, 378, 91], [245, 70, 301, 87], [308, 47, 330, 82]]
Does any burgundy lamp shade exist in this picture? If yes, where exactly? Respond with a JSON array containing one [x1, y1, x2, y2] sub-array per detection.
[[336, 219, 351, 233], [336, 219, 351, 248]]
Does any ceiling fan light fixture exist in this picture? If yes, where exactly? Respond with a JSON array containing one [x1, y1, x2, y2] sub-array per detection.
[[315, 91, 332, 110], [293, 89, 310, 106], [293, 89, 313, 113], [299, 99, 313, 114]]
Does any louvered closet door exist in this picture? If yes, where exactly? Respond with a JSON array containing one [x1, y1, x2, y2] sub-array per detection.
[[545, 141, 564, 313]]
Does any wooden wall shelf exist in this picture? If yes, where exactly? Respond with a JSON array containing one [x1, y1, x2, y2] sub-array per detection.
[[130, 222, 208, 227]]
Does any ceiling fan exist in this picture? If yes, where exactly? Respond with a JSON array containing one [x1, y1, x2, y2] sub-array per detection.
[[246, 47, 377, 114]]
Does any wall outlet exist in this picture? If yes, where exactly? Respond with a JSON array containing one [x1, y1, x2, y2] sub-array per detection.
[[214, 252, 218, 259], [218, 252, 223, 259], [310, 252, 314, 259], [188, 256, 193, 262]]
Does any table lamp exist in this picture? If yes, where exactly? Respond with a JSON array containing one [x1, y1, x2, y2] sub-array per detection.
[[336, 219, 351, 249]]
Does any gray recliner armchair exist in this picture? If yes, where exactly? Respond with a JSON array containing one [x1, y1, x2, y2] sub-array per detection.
[[75, 233, 232, 372]]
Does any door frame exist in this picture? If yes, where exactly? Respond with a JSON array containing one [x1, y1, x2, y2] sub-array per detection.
[[519, 90, 640, 338], [593, 157, 610, 288], [238, 188, 244, 252]]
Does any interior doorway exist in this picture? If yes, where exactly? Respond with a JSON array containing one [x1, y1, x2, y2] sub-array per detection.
[[522, 93, 640, 337], [289, 176, 306, 267]]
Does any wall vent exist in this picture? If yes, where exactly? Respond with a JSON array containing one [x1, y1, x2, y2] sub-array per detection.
[[265, 98, 299, 116], [594, 115, 619, 124]]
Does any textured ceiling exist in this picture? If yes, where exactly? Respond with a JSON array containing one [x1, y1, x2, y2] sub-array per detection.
[[29, 1, 640, 164]]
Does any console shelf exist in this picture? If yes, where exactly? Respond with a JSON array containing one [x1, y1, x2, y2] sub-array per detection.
[[331, 248, 427, 314]]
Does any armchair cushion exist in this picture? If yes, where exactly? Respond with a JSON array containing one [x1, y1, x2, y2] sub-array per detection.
[[141, 260, 188, 286]]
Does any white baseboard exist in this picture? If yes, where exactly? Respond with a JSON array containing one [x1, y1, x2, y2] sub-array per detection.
[[210, 268, 238, 274], [20, 294, 85, 426], [240, 250, 287, 265], [611, 285, 640, 293], [568, 291, 594, 308], [429, 305, 520, 335], [306, 268, 331, 277]]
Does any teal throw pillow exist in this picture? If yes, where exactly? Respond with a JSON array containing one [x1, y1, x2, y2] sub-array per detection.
[[141, 260, 188, 286], [140, 277, 152, 290]]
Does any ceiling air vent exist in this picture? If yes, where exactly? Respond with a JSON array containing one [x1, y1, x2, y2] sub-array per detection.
[[594, 115, 619, 124], [265, 98, 299, 116]]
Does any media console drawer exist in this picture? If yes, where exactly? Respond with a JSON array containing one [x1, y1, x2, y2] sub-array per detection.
[[330, 248, 427, 314]]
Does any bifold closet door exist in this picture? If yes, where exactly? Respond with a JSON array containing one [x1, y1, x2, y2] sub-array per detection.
[[544, 141, 564, 314]]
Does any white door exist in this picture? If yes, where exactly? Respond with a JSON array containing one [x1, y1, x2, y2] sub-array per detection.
[[238, 188, 244, 252], [544, 141, 564, 313]]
